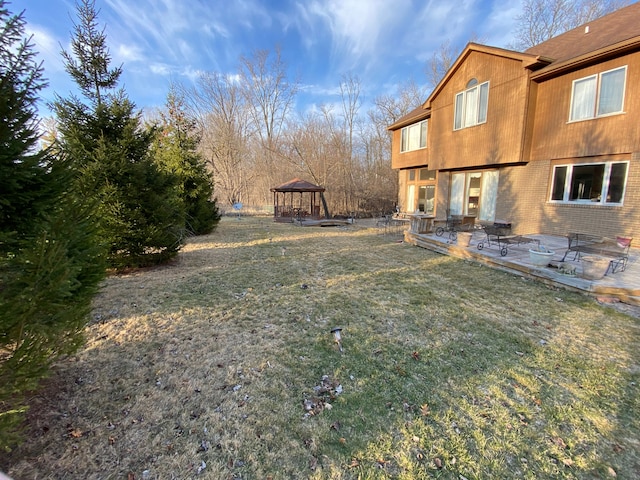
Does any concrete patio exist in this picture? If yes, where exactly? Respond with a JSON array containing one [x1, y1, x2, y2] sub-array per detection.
[[402, 227, 640, 305]]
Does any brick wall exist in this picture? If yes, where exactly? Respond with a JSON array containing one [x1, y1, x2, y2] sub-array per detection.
[[502, 155, 638, 240]]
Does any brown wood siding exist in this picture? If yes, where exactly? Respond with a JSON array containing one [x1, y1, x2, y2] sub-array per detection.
[[390, 128, 430, 169], [428, 52, 530, 171], [530, 53, 640, 161]]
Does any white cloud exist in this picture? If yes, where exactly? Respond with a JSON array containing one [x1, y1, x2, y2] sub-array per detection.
[[116, 43, 145, 63], [149, 63, 172, 76], [301, 0, 412, 66], [28, 24, 65, 73]]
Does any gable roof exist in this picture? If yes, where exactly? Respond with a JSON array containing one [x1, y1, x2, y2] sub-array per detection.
[[386, 3, 640, 131], [422, 43, 548, 109], [525, 2, 640, 64], [526, 1, 640, 79], [387, 105, 430, 131]]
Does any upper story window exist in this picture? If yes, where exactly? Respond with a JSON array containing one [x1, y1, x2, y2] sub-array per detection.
[[454, 79, 489, 130], [569, 66, 626, 121], [550, 161, 628, 205], [401, 120, 427, 152]]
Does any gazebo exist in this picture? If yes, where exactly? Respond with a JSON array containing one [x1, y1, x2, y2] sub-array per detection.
[[271, 178, 327, 223]]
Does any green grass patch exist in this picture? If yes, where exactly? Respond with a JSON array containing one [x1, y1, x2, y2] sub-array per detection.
[[1, 217, 638, 479]]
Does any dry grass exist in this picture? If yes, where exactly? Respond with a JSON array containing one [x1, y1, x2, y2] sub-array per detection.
[[2, 216, 639, 479]]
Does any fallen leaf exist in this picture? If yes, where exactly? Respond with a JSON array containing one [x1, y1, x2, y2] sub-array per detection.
[[434, 457, 443, 469], [552, 436, 566, 449], [69, 429, 83, 438], [420, 404, 430, 416]]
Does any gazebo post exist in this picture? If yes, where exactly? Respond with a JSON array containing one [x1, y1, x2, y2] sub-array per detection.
[[273, 190, 278, 220]]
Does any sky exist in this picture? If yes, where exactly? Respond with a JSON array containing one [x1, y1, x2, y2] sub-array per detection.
[[19, 0, 523, 116]]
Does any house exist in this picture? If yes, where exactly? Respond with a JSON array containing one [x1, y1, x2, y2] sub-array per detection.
[[388, 2, 640, 239]]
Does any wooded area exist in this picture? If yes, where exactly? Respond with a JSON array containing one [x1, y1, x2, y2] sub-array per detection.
[[180, 63, 427, 217]]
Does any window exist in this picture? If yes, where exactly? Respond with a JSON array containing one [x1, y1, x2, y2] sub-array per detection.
[[419, 168, 436, 181], [450, 170, 499, 221], [454, 80, 489, 130], [569, 66, 626, 121], [401, 120, 427, 152], [550, 161, 628, 205], [418, 185, 435, 214], [405, 168, 436, 214]]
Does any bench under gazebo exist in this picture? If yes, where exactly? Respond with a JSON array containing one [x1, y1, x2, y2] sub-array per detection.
[[271, 178, 327, 223]]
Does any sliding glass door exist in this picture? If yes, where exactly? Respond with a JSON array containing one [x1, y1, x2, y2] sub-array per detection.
[[449, 170, 499, 221]]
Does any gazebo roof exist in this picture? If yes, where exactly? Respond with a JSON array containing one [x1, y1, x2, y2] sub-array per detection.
[[270, 178, 325, 192]]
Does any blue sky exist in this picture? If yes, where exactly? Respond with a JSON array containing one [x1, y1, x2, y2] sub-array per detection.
[[20, 0, 523, 115]]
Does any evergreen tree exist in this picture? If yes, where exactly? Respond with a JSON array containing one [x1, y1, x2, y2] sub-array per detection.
[[61, 0, 121, 105], [54, 0, 185, 268], [152, 88, 220, 235], [0, 2, 105, 450]]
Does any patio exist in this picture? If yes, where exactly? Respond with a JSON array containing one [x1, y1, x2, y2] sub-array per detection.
[[402, 227, 640, 305]]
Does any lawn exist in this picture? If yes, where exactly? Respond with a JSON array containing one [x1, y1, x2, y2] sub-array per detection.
[[2, 216, 639, 479]]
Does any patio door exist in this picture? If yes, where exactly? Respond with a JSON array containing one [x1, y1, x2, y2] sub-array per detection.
[[479, 170, 498, 222], [407, 185, 415, 213], [418, 185, 435, 214], [449, 170, 499, 220]]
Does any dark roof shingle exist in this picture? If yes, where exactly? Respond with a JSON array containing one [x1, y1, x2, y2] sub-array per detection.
[[525, 2, 640, 63]]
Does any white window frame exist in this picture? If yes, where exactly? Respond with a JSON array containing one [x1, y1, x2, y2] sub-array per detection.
[[569, 66, 626, 122], [400, 120, 427, 152], [549, 161, 628, 205], [454, 81, 489, 130]]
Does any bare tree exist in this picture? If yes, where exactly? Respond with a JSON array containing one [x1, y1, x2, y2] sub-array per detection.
[[425, 34, 484, 89], [339, 73, 361, 156], [361, 80, 429, 215], [425, 40, 456, 90], [512, 0, 630, 50], [184, 72, 252, 207], [373, 79, 428, 124], [238, 47, 299, 203], [337, 73, 363, 214], [280, 111, 339, 187]]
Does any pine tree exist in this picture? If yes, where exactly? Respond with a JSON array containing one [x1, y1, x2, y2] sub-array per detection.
[[152, 88, 220, 235], [54, 0, 185, 268], [0, 1, 105, 450], [61, 0, 121, 105]]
